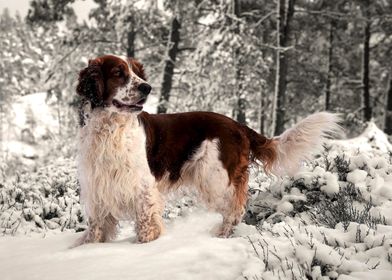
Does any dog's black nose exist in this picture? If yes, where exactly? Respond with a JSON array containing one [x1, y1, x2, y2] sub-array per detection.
[[138, 83, 152, 96]]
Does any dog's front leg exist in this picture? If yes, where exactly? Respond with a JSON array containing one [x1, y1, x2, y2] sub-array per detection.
[[135, 186, 164, 243], [73, 214, 118, 247]]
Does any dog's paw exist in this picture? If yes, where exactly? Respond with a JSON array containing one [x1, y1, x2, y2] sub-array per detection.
[[70, 233, 89, 248], [137, 223, 163, 243], [215, 224, 234, 238], [70, 229, 102, 248]]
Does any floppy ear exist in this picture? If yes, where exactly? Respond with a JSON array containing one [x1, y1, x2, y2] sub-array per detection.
[[76, 58, 104, 107], [129, 58, 146, 81]]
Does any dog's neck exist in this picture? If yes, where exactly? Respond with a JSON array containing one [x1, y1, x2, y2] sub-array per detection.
[[80, 101, 141, 129], [79, 101, 141, 127]]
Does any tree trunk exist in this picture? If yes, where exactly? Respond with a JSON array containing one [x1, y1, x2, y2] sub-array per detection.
[[0, 88, 3, 152], [127, 27, 135, 58], [325, 20, 335, 111], [259, 90, 265, 135], [157, 16, 181, 114], [272, 0, 295, 135], [384, 76, 392, 134], [259, 27, 269, 135], [362, 1, 372, 121], [233, 0, 246, 124]]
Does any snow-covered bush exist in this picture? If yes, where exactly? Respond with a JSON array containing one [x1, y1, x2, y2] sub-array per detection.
[[0, 158, 85, 234], [311, 184, 386, 230], [0, 157, 194, 235], [243, 123, 392, 279], [247, 123, 392, 229], [242, 217, 392, 279]]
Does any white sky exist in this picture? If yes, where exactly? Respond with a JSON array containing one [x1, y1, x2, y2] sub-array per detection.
[[0, 0, 97, 22]]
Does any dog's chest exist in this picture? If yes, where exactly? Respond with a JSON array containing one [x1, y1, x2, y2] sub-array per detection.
[[81, 111, 148, 170], [78, 110, 153, 218]]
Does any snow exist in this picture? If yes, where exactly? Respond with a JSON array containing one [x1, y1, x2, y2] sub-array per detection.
[[8, 92, 59, 141], [241, 218, 392, 279], [332, 122, 392, 154], [1, 92, 60, 160], [322, 172, 340, 194], [0, 210, 256, 280], [338, 270, 392, 280], [276, 200, 294, 213], [143, 93, 159, 114], [243, 122, 392, 279], [347, 170, 368, 184]]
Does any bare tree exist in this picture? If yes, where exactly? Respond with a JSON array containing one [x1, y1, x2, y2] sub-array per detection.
[[361, 0, 372, 121], [157, 14, 181, 114], [384, 75, 392, 134], [325, 20, 336, 111], [233, 0, 246, 124], [272, 0, 295, 135], [127, 26, 135, 58]]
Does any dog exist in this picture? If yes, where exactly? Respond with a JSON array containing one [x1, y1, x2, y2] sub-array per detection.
[[74, 54, 340, 245]]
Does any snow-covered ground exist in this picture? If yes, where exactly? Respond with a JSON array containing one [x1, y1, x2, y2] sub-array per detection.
[[2, 208, 392, 280], [0, 210, 258, 280]]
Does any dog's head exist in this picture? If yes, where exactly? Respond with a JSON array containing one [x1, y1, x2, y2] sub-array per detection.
[[76, 55, 151, 112]]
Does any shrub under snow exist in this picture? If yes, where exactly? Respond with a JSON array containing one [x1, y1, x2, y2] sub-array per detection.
[[244, 123, 392, 279], [0, 158, 85, 234]]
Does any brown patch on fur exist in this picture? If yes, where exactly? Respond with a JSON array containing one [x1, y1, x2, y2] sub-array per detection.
[[76, 59, 105, 107], [129, 58, 146, 81], [242, 126, 278, 174], [217, 154, 249, 237], [232, 155, 250, 210]]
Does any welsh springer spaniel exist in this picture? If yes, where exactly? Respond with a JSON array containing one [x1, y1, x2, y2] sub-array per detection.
[[74, 55, 340, 245]]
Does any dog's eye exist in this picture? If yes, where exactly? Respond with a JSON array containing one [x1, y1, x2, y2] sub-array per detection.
[[112, 69, 122, 77]]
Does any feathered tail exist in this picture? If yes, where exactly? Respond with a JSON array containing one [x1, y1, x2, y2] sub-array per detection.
[[245, 112, 342, 176]]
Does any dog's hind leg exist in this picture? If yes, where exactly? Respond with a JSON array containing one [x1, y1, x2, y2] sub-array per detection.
[[135, 186, 164, 243], [73, 214, 118, 247], [190, 139, 249, 238], [215, 163, 249, 238]]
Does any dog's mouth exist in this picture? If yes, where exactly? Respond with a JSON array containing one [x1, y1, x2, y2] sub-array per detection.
[[112, 98, 146, 112]]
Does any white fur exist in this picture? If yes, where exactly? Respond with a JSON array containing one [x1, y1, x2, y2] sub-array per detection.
[[159, 139, 239, 236], [180, 139, 233, 212], [113, 73, 144, 102], [272, 112, 342, 176], [154, 139, 233, 210], [78, 109, 154, 221]]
